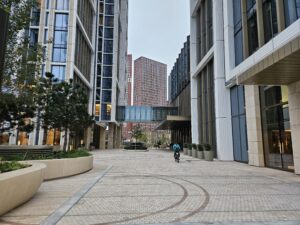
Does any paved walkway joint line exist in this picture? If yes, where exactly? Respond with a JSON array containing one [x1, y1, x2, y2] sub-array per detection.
[[40, 165, 113, 225]]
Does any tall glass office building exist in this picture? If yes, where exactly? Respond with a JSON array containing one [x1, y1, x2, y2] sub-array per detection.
[[93, 0, 128, 149], [190, 0, 300, 174]]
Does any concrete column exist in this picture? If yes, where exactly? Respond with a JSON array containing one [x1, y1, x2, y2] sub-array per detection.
[[115, 126, 121, 148], [108, 123, 115, 149], [245, 85, 265, 167], [288, 81, 300, 174], [256, 0, 265, 47], [241, 0, 249, 58], [213, 0, 234, 160], [99, 127, 106, 150], [276, 0, 285, 32], [190, 7, 200, 145]]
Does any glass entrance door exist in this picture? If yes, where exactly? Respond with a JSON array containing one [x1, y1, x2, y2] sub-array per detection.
[[260, 86, 294, 171]]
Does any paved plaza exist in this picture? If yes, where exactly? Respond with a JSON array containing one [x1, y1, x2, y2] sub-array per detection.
[[1, 150, 300, 225]]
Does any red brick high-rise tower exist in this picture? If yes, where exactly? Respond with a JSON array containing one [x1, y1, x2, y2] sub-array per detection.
[[134, 57, 167, 106]]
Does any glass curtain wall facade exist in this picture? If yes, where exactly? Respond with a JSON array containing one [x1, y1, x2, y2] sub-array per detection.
[[198, 60, 216, 149], [231, 86, 248, 162], [284, 0, 300, 27], [228, 0, 300, 172], [247, 0, 259, 56], [233, 0, 243, 65], [95, 0, 114, 121], [260, 86, 294, 171], [196, 0, 213, 63], [262, 0, 278, 43], [170, 36, 190, 103]]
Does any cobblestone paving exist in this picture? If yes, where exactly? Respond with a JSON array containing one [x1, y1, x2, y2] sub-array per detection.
[[1, 149, 300, 225]]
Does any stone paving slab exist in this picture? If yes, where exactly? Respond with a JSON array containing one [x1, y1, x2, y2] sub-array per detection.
[[1, 149, 300, 225]]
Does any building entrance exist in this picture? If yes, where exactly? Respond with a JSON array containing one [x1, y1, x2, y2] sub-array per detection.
[[260, 86, 294, 171]]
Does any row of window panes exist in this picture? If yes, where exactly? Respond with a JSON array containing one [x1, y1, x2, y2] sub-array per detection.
[[46, 0, 69, 10], [99, 27, 114, 39], [98, 53, 113, 65], [95, 103, 112, 121], [51, 65, 65, 81], [53, 13, 68, 63], [233, 0, 300, 65], [96, 65, 113, 81]]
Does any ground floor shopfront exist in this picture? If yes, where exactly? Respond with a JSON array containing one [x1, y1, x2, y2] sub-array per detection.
[[231, 85, 295, 173]]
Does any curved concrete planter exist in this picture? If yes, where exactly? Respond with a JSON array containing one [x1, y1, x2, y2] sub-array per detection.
[[0, 162, 45, 216], [29, 156, 93, 180], [188, 149, 192, 156]]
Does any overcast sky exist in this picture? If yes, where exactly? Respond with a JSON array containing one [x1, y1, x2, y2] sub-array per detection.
[[128, 0, 190, 75]]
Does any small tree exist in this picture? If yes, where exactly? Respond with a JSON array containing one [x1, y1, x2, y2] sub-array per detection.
[[0, 0, 42, 138], [36, 73, 94, 151], [131, 124, 143, 142]]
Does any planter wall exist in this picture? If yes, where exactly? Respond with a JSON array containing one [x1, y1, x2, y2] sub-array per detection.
[[204, 151, 214, 161], [197, 151, 204, 159], [188, 149, 192, 156], [0, 162, 45, 216], [29, 156, 93, 180]]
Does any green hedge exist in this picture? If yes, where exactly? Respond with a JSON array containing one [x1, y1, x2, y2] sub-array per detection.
[[0, 161, 30, 173], [1, 149, 91, 161]]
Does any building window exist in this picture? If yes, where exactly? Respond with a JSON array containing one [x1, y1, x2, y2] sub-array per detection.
[[105, 16, 114, 27], [103, 54, 113, 65], [29, 29, 39, 47], [103, 66, 112, 77], [105, 4, 114, 15], [104, 28, 114, 39], [53, 14, 68, 62], [233, 0, 243, 65], [102, 78, 112, 89], [284, 0, 300, 27], [51, 65, 65, 81], [31, 7, 40, 26], [56, 0, 69, 10], [263, 0, 278, 43], [247, 0, 259, 56], [104, 40, 113, 53]]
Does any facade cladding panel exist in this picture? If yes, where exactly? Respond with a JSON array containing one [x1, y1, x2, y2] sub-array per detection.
[[0, 8, 9, 87], [169, 36, 190, 103]]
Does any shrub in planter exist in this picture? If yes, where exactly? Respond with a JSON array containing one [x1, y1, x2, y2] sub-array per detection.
[[197, 144, 204, 159], [183, 143, 188, 155], [192, 143, 197, 158], [188, 144, 193, 156], [204, 144, 214, 161]]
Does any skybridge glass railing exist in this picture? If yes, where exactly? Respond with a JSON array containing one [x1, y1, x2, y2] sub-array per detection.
[[116, 106, 178, 122]]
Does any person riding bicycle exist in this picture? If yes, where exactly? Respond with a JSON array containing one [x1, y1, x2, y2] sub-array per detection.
[[173, 143, 181, 160]]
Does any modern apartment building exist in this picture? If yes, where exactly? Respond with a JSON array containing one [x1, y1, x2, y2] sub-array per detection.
[[190, 0, 300, 174], [134, 57, 167, 106], [93, 0, 128, 149], [0, 7, 9, 89], [2, 0, 128, 150], [5, 0, 97, 148], [157, 36, 191, 145], [133, 56, 167, 134]]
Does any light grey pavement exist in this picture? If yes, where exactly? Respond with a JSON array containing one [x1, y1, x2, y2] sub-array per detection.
[[1, 149, 300, 225]]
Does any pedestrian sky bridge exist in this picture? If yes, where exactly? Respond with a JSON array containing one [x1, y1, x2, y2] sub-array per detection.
[[116, 106, 178, 123]]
